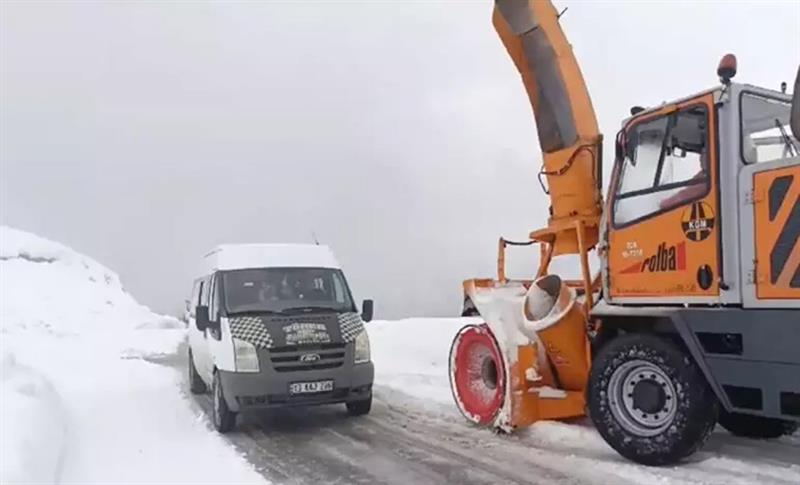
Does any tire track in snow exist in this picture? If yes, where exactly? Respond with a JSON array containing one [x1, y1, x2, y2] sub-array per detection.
[[163, 344, 799, 485], [195, 388, 578, 484]]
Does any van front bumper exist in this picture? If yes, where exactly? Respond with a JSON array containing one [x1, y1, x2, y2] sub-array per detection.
[[218, 361, 374, 412]]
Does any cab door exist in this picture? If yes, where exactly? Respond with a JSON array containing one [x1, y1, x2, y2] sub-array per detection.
[[607, 94, 721, 302]]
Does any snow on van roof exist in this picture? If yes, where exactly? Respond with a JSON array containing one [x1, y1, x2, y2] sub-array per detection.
[[202, 243, 341, 274]]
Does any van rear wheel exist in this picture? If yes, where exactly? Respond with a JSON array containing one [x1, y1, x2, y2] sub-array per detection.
[[188, 349, 207, 394], [346, 395, 372, 416], [212, 371, 237, 433]]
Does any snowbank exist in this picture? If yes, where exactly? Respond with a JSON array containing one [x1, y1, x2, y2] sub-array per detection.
[[0, 351, 66, 484], [0, 226, 266, 484]]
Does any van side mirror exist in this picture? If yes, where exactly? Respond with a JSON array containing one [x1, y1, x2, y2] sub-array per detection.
[[361, 299, 374, 323], [195, 305, 209, 331]]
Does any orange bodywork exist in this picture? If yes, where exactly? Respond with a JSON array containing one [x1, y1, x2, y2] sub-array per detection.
[[753, 164, 800, 299], [608, 94, 721, 299]]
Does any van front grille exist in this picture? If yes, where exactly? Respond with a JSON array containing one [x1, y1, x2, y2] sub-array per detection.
[[266, 343, 347, 373]]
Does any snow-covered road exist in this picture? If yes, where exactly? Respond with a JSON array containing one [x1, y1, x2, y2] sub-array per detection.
[[181, 378, 800, 485], [170, 319, 800, 485]]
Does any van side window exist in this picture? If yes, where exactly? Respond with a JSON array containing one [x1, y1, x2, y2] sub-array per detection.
[[200, 276, 210, 307], [332, 271, 348, 305], [189, 280, 202, 317], [209, 274, 220, 321]]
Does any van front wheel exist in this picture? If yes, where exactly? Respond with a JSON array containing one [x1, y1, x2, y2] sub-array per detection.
[[188, 349, 207, 394], [346, 395, 372, 416], [212, 372, 237, 433]]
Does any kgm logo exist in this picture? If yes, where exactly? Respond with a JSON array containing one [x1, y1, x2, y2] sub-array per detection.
[[681, 202, 715, 242]]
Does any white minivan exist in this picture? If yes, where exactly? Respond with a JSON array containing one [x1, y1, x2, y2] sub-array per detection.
[[186, 243, 374, 432]]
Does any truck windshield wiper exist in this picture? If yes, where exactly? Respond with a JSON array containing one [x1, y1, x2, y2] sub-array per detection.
[[775, 118, 798, 157]]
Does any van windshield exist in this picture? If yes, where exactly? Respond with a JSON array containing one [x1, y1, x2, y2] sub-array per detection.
[[221, 267, 356, 315]]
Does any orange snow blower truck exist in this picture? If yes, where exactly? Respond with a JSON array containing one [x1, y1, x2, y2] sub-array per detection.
[[449, 0, 800, 466]]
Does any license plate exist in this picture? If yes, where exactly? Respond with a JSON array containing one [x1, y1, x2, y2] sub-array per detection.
[[289, 380, 334, 395]]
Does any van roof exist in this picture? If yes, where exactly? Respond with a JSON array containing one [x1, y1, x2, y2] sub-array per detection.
[[201, 243, 341, 275]]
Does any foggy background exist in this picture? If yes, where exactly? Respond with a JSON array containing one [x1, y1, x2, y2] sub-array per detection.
[[2, 1, 798, 319]]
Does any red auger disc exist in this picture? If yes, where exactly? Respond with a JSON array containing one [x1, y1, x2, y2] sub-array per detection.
[[449, 324, 505, 425]]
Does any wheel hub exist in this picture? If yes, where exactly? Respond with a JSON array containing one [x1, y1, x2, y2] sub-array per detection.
[[608, 360, 678, 437], [632, 379, 666, 414]]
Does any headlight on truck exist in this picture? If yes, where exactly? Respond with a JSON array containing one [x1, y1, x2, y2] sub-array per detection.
[[354, 330, 371, 364], [233, 338, 260, 373]]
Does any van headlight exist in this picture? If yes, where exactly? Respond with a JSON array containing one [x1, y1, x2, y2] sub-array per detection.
[[354, 330, 371, 364], [233, 338, 260, 373]]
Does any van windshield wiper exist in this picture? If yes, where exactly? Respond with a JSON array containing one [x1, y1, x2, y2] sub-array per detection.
[[227, 309, 286, 316], [281, 306, 339, 314]]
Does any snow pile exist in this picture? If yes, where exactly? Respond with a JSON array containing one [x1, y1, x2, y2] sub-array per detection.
[[0, 351, 65, 484], [0, 226, 266, 484]]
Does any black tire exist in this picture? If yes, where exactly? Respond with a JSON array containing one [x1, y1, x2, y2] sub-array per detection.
[[188, 349, 207, 395], [346, 395, 372, 416], [588, 333, 718, 466], [718, 411, 798, 438], [212, 371, 237, 433]]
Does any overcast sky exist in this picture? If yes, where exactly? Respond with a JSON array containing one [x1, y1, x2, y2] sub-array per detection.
[[2, 1, 798, 319]]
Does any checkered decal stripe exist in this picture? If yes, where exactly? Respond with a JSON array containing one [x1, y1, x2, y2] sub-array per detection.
[[338, 313, 364, 342], [229, 316, 274, 349]]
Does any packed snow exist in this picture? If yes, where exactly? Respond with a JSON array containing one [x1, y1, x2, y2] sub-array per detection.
[[0, 226, 267, 484], [367, 318, 800, 485]]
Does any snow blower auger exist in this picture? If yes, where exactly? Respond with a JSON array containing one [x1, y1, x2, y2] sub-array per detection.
[[450, 0, 800, 466], [450, 240, 596, 430]]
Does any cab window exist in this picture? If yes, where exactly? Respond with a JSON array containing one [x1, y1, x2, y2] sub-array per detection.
[[614, 104, 709, 226], [740, 92, 796, 164]]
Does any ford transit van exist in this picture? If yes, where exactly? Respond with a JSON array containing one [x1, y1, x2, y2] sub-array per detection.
[[186, 244, 374, 432]]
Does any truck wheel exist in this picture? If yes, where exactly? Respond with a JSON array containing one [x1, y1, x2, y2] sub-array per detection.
[[188, 349, 207, 395], [588, 333, 718, 466], [718, 411, 798, 438], [346, 395, 372, 416], [212, 371, 237, 433]]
